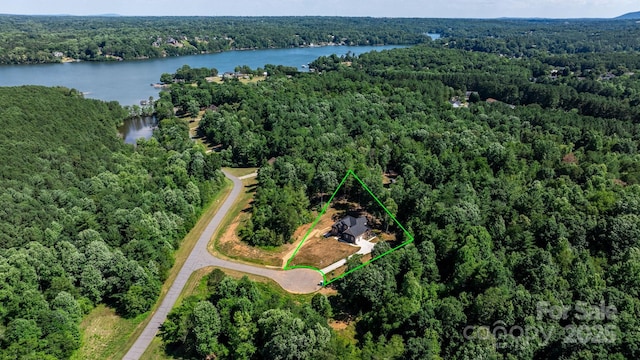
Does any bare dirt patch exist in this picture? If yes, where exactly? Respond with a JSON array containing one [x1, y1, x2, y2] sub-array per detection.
[[372, 231, 396, 243], [318, 287, 338, 296], [329, 320, 349, 331], [328, 317, 358, 346], [562, 152, 578, 164], [613, 178, 628, 187], [288, 235, 358, 269]]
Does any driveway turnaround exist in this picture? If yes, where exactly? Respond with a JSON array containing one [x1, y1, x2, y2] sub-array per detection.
[[123, 170, 322, 360]]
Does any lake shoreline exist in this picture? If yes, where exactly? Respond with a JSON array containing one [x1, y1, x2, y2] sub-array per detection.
[[6, 42, 414, 67], [0, 45, 408, 105]]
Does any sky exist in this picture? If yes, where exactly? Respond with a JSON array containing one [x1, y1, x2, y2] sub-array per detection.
[[0, 0, 638, 19]]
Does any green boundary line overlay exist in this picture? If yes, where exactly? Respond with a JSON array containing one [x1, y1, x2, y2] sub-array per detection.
[[283, 170, 415, 286]]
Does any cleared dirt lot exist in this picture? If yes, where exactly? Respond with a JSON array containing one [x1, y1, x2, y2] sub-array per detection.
[[288, 233, 359, 269]]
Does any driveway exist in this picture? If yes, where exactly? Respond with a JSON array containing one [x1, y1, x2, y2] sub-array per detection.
[[320, 236, 377, 274]]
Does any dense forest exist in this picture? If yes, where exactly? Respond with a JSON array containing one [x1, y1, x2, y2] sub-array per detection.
[[0, 86, 224, 358], [435, 19, 640, 56], [157, 38, 640, 358], [160, 269, 340, 359]]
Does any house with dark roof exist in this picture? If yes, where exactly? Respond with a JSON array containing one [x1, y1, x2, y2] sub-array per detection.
[[331, 215, 369, 243]]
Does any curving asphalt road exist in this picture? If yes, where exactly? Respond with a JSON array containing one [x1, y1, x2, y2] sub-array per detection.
[[123, 170, 322, 360]]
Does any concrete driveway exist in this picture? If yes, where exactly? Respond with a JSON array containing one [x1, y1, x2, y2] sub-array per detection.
[[320, 236, 377, 274]]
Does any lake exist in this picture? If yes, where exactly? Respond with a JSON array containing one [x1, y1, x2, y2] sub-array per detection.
[[118, 116, 157, 144], [0, 45, 405, 106]]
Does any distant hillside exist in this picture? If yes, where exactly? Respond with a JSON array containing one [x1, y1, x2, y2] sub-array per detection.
[[616, 11, 640, 19]]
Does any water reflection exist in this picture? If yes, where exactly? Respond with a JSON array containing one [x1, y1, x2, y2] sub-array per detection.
[[118, 116, 158, 144]]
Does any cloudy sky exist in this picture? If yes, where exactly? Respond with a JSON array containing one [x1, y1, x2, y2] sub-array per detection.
[[1, 0, 638, 18]]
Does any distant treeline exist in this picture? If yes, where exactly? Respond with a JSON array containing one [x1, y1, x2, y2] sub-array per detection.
[[0, 15, 430, 64], [4, 15, 640, 65]]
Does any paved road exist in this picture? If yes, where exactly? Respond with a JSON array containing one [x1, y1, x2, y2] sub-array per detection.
[[123, 170, 322, 360]]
